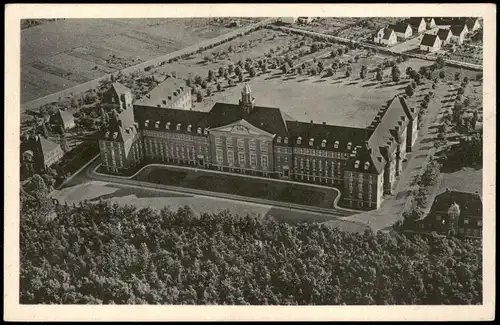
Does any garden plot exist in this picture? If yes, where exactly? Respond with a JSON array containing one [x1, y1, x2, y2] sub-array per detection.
[[21, 65, 79, 95], [40, 53, 112, 81]]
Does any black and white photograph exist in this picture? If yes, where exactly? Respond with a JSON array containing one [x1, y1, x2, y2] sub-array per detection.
[[4, 3, 495, 322]]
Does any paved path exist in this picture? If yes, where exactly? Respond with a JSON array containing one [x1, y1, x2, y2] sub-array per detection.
[[335, 81, 452, 232]]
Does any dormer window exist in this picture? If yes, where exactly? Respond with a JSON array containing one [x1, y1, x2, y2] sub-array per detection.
[[347, 142, 352, 151], [166, 122, 171, 130], [354, 160, 360, 169], [187, 124, 192, 132], [284, 137, 288, 144], [334, 141, 339, 149], [297, 136, 302, 145], [113, 132, 118, 140], [309, 138, 314, 146], [364, 162, 370, 171], [145, 120, 150, 127], [155, 121, 160, 128], [321, 139, 327, 148], [277, 136, 282, 143], [197, 127, 202, 134], [105, 131, 110, 139], [203, 129, 208, 135], [176, 123, 181, 131]]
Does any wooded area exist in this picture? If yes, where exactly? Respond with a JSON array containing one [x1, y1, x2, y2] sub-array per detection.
[[20, 180, 482, 305]]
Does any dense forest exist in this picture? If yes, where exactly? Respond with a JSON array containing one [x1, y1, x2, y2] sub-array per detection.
[[20, 175, 482, 305]]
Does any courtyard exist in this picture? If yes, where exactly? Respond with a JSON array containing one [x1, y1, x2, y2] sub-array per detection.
[[133, 165, 341, 209]]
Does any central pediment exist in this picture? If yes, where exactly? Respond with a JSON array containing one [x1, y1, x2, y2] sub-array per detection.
[[210, 119, 274, 137]]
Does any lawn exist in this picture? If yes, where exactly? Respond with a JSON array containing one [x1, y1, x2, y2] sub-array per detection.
[[191, 59, 426, 128], [134, 166, 339, 209]]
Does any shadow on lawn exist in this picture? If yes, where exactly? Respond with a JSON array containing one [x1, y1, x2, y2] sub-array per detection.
[[362, 82, 378, 87], [297, 78, 310, 83], [313, 79, 327, 83], [90, 185, 191, 202]]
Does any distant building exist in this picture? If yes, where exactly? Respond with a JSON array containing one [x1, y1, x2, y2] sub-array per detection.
[[373, 28, 398, 46], [101, 82, 134, 112], [134, 76, 192, 110], [297, 17, 314, 25], [277, 17, 297, 24], [436, 28, 453, 45], [389, 22, 413, 40], [50, 108, 75, 131], [420, 34, 442, 52], [415, 189, 482, 238], [407, 17, 427, 34], [425, 17, 436, 29], [450, 24, 469, 45], [21, 135, 64, 172]]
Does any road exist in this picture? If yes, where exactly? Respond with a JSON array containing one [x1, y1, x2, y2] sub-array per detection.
[[21, 18, 275, 113]]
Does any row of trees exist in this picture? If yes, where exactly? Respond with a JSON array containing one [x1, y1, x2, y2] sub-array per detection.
[[21, 196, 482, 305]]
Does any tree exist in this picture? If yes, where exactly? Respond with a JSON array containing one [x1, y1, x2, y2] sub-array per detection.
[[344, 46, 349, 54], [218, 67, 225, 78], [281, 64, 288, 74], [228, 79, 234, 87], [238, 74, 244, 83], [436, 56, 446, 69], [463, 76, 469, 85], [337, 47, 344, 56], [194, 75, 203, 85], [354, 55, 360, 62], [196, 92, 203, 102], [454, 71, 461, 81], [208, 70, 214, 82], [317, 61, 324, 74], [330, 50, 337, 58], [310, 43, 319, 53], [405, 85, 414, 97], [360, 68, 367, 79], [406, 67, 414, 79], [414, 73, 422, 85], [185, 77, 193, 88], [216, 83, 222, 92], [297, 67, 302, 75], [391, 66, 401, 83], [324, 68, 334, 77], [376, 69, 383, 81], [201, 80, 208, 89], [234, 66, 241, 76], [457, 87, 464, 96], [345, 66, 352, 78], [420, 160, 441, 187], [439, 70, 445, 79], [248, 67, 256, 78], [206, 88, 212, 97]]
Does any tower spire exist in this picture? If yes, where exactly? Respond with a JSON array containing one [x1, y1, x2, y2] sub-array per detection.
[[239, 83, 255, 114]]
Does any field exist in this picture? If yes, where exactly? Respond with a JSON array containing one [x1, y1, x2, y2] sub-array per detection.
[[21, 18, 259, 103]]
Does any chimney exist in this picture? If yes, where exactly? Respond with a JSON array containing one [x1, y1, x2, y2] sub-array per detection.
[[377, 157, 382, 163], [395, 125, 400, 132], [398, 120, 403, 126], [126, 128, 130, 134], [162, 100, 167, 105], [168, 96, 172, 100]]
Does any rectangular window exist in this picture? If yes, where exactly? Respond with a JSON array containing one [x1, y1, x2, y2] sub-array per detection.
[[261, 140, 268, 153], [261, 155, 268, 169], [250, 153, 257, 166], [237, 138, 245, 151], [239, 152, 246, 165], [227, 150, 234, 166], [249, 139, 256, 152], [215, 136, 222, 148], [226, 137, 233, 150], [216, 149, 223, 164]]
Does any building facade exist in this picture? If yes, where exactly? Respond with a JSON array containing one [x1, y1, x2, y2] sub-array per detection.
[[98, 79, 419, 210], [373, 28, 398, 46], [420, 34, 442, 52], [450, 24, 469, 45]]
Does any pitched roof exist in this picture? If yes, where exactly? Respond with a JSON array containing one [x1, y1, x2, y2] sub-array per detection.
[[407, 17, 425, 27], [382, 28, 395, 40], [464, 17, 479, 30], [286, 121, 372, 152], [437, 28, 452, 40], [430, 189, 482, 217], [450, 24, 467, 36], [56, 109, 75, 127], [134, 76, 190, 108], [134, 104, 207, 135], [111, 82, 132, 96], [344, 144, 382, 174], [367, 95, 411, 169], [389, 22, 411, 34], [199, 103, 289, 137], [420, 33, 440, 46], [39, 137, 62, 156]]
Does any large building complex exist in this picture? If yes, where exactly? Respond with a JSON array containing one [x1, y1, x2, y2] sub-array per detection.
[[98, 76, 420, 210]]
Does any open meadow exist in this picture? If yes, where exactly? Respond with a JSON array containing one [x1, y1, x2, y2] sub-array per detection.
[[21, 18, 259, 103]]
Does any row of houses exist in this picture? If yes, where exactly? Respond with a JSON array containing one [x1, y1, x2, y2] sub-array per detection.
[[373, 17, 480, 47], [420, 21, 475, 53]]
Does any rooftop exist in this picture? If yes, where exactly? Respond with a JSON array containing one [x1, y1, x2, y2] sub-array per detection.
[[420, 33, 440, 46], [135, 76, 190, 108]]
